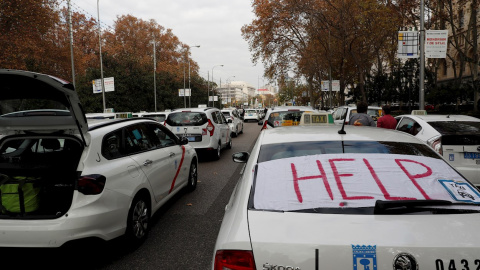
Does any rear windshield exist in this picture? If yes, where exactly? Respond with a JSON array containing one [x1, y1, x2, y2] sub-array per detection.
[[252, 141, 480, 214], [222, 112, 231, 117], [428, 121, 480, 134], [258, 141, 439, 162], [165, 112, 208, 126], [245, 110, 257, 114], [266, 111, 305, 127], [1, 99, 67, 116]]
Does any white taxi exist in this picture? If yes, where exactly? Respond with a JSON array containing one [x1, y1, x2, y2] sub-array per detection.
[[0, 69, 198, 247], [395, 112, 480, 187], [212, 125, 480, 270], [260, 106, 318, 129]]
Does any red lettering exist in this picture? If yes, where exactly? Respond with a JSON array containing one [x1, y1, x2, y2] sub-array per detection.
[[290, 160, 333, 203], [363, 159, 415, 200], [329, 159, 374, 200], [395, 159, 432, 199]]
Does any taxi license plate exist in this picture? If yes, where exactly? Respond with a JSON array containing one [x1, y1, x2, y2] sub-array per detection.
[[464, 152, 480, 159]]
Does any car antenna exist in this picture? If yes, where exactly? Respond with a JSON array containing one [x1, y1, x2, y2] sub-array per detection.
[[338, 109, 348, 134]]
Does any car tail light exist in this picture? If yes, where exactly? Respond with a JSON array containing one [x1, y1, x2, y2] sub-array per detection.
[[429, 137, 443, 155], [78, 174, 106, 195], [202, 128, 207, 135], [207, 119, 215, 136], [214, 250, 256, 270], [261, 120, 268, 130]]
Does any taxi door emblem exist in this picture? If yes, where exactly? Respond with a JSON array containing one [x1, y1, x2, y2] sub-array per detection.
[[352, 245, 377, 270]]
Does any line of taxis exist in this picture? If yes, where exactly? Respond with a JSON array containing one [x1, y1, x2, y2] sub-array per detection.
[[212, 109, 480, 270]]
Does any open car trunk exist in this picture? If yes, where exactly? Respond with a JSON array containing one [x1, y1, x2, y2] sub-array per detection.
[[0, 136, 83, 219]]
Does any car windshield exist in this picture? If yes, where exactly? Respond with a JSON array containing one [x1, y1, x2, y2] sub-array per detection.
[[222, 112, 231, 118], [143, 114, 166, 122], [266, 110, 306, 127], [245, 110, 256, 114], [252, 141, 480, 214], [165, 112, 208, 126], [350, 109, 382, 118]]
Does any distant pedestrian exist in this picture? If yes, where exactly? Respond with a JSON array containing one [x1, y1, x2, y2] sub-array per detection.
[[377, 105, 397, 129], [348, 101, 376, 127]]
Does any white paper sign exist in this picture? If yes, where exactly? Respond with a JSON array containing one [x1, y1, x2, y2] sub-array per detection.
[[425, 30, 448, 58], [253, 154, 479, 211]]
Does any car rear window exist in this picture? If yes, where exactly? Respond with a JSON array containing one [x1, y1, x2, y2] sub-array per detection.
[[428, 121, 480, 134], [266, 111, 305, 127], [245, 110, 257, 114], [165, 112, 208, 126], [222, 112, 231, 118], [252, 141, 480, 214]]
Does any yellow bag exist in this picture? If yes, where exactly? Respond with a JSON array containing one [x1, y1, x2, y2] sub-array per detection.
[[0, 176, 41, 214]]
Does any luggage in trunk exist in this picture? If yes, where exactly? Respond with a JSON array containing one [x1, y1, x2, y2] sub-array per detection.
[[0, 137, 83, 219]]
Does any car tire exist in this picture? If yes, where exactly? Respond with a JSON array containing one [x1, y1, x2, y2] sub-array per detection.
[[212, 142, 221, 160], [125, 194, 150, 245], [187, 160, 197, 192], [227, 138, 232, 149]]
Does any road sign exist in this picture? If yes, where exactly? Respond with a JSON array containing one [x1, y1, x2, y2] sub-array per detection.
[[397, 31, 419, 58], [92, 77, 115, 93], [178, 89, 191, 97], [321, 80, 340, 91], [425, 30, 448, 58]]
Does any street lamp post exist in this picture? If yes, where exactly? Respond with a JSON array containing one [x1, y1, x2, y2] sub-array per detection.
[[97, 0, 106, 112], [153, 36, 157, 112], [210, 65, 224, 107], [188, 45, 200, 108]]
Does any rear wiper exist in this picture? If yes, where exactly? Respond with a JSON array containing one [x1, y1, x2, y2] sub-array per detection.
[[374, 199, 478, 214]]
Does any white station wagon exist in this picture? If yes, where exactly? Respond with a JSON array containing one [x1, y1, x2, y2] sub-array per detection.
[[0, 69, 198, 247], [212, 125, 480, 270]]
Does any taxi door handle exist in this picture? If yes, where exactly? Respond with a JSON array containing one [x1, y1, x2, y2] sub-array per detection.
[[169, 152, 175, 157], [143, 159, 153, 166]]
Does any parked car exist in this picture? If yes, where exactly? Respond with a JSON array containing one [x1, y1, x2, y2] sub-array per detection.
[[221, 109, 244, 137], [164, 107, 232, 160], [0, 69, 198, 247], [395, 112, 480, 187], [260, 106, 317, 129], [212, 125, 480, 270], [332, 105, 383, 125]]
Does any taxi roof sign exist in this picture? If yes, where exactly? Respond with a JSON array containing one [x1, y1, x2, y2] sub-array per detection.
[[299, 112, 334, 125], [411, 110, 427, 115]]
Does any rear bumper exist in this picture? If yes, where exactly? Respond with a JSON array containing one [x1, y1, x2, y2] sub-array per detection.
[[0, 189, 130, 247]]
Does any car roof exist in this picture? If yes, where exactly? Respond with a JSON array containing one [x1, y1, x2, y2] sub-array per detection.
[[398, 114, 480, 122], [171, 107, 218, 112], [269, 106, 315, 111], [258, 125, 423, 145]]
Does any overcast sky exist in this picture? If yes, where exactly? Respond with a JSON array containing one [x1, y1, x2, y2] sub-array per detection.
[[71, 0, 266, 89]]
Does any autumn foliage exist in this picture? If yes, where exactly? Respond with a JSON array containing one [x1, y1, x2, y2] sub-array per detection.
[[242, 0, 402, 106], [0, 0, 204, 112]]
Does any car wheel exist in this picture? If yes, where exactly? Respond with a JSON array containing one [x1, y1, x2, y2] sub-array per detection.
[[227, 137, 232, 149], [125, 194, 150, 245], [187, 160, 197, 192], [212, 142, 221, 160]]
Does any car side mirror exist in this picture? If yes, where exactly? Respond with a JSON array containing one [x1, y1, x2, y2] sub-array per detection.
[[232, 152, 249, 163], [258, 120, 263, 125], [180, 137, 189, 145]]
